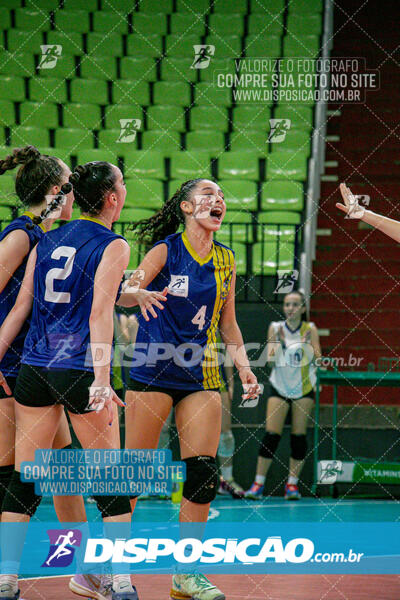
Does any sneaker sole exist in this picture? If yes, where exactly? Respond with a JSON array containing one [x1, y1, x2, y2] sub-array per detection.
[[170, 590, 225, 600], [68, 579, 108, 600]]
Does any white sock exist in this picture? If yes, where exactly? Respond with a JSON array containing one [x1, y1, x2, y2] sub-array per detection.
[[288, 476, 298, 485], [255, 475, 265, 485], [0, 574, 18, 595], [112, 574, 133, 592], [221, 465, 233, 480]]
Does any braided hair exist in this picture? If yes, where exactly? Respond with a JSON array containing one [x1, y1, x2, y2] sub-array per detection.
[[130, 178, 204, 246], [69, 161, 117, 215]]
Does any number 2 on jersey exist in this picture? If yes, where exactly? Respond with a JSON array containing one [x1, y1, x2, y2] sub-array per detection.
[[192, 305, 207, 330], [45, 246, 76, 303]]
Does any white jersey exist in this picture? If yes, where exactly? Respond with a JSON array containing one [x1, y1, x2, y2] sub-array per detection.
[[269, 320, 316, 399]]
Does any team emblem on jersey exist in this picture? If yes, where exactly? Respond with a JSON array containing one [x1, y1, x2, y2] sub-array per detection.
[[168, 275, 189, 297]]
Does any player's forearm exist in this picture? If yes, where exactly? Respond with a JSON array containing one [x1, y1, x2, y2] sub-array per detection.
[[362, 210, 400, 243], [115, 292, 139, 307], [0, 304, 29, 361], [89, 309, 114, 383], [220, 321, 251, 371]]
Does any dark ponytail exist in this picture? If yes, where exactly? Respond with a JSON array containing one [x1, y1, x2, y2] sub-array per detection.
[[69, 161, 116, 215], [26, 183, 73, 230], [0, 146, 63, 209], [129, 178, 204, 246]]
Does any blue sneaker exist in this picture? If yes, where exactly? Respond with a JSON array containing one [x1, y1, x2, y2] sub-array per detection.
[[284, 483, 301, 500], [244, 482, 264, 499], [112, 587, 138, 600]]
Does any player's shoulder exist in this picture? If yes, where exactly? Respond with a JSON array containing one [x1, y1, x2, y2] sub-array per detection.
[[153, 232, 181, 250], [213, 239, 235, 264]]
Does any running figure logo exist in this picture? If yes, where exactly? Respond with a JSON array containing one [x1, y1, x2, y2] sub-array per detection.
[[47, 334, 81, 368], [42, 529, 82, 567], [191, 45, 215, 69], [268, 119, 291, 143], [168, 275, 189, 297], [274, 270, 299, 294], [38, 45, 62, 69], [117, 119, 141, 143], [318, 460, 343, 484]]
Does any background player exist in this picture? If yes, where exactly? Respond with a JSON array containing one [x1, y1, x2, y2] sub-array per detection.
[[125, 178, 260, 600], [246, 291, 321, 500]]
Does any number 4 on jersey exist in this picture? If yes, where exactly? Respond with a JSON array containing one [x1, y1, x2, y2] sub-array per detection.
[[192, 305, 207, 330]]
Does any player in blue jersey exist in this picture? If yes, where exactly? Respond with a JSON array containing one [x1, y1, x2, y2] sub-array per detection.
[[126, 178, 261, 600], [0, 161, 165, 600], [0, 147, 87, 533]]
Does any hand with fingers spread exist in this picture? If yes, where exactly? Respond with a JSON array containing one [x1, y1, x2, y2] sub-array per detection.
[[239, 367, 262, 401], [132, 287, 168, 321], [337, 183, 367, 219], [0, 370, 11, 396], [88, 380, 125, 426]]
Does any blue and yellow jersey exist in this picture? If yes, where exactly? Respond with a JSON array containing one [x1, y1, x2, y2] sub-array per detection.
[[22, 217, 124, 371], [0, 212, 46, 377], [130, 232, 235, 390]]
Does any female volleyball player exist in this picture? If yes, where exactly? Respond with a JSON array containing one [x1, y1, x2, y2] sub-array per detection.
[[0, 161, 165, 600], [245, 290, 321, 500], [126, 178, 261, 600], [0, 146, 86, 527]]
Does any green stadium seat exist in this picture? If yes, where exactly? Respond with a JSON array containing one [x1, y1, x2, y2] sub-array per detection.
[[191, 106, 227, 131], [63, 0, 97, 9], [11, 126, 49, 147], [120, 57, 157, 81], [126, 34, 163, 58], [92, 11, 129, 33], [7, 29, 43, 53], [141, 130, 181, 152], [20, 102, 59, 129], [195, 83, 231, 106], [248, 14, 283, 35], [170, 151, 211, 179], [124, 151, 165, 180], [176, 0, 209, 10], [55, 128, 94, 150], [133, 13, 167, 34], [212, 0, 247, 12], [267, 151, 308, 180], [219, 180, 258, 211], [0, 176, 15, 203], [40, 147, 73, 167], [283, 36, 320, 58], [29, 77, 67, 103], [161, 58, 198, 82], [104, 104, 142, 131], [252, 242, 295, 275], [112, 80, 150, 106], [288, 0, 323, 12], [258, 210, 301, 224], [70, 79, 108, 104], [286, 14, 322, 35], [125, 179, 164, 209], [230, 242, 247, 275], [0, 100, 15, 125], [199, 58, 234, 83], [147, 106, 185, 131], [165, 35, 202, 58], [25, 0, 59, 8], [101, 0, 134, 9], [170, 13, 205, 35], [230, 131, 268, 153], [256, 216, 296, 243], [0, 51, 35, 77], [99, 129, 139, 150], [261, 180, 303, 211], [54, 10, 90, 33], [232, 105, 271, 131], [218, 152, 259, 180], [251, 0, 285, 12], [38, 55, 76, 79], [0, 8, 11, 30], [76, 149, 119, 165], [208, 14, 244, 36], [79, 56, 117, 81], [216, 213, 253, 244], [86, 33, 123, 57], [0, 76, 25, 102], [14, 9, 50, 30], [0, 0, 23, 7], [205, 35, 242, 58], [274, 105, 314, 130], [270, 130, 311, 155], [119, 208, 155, 222], [0, 206, 14, 220], [63, 103, 102, 130], [186, 131, 226, 153], [138, 0, 172, 12], [45, 31, 82, 54], [244, 35, 281, 57], [153, 82, 191, 106], [0, 130, 6, 146]]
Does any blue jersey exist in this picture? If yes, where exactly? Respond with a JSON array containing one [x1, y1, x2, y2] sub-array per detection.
[[0, 213, 46, 377], [22, 217, 124, 371], [130, 232, 235, 390]]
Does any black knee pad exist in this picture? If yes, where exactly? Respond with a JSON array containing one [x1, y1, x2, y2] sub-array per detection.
[[2, 470, 41, 516], [182, 456, 219, 504], [62, 444, 73, 450], [291, 434, 307, 460], [0, 464, 14, 511], [93, 495, 131, 518], [259, 432, 281, 459]]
